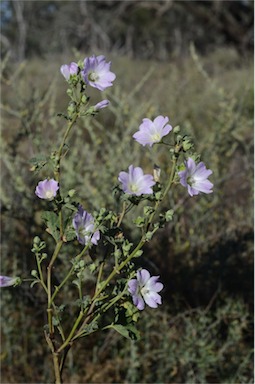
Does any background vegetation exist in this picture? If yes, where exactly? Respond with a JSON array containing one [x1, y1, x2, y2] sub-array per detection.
[[0, 1, 254, 383]]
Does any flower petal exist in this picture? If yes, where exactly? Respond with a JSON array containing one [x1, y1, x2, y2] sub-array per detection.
[[132, 294, 145, 310], [143, 291, 162, 308], [137, 269, 151, 286], [128, 279, 139, 295], [146, 276, 164, 292]]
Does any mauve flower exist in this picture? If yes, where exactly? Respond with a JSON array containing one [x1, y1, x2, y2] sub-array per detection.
[[82, 55, 116, 91], [35, 179, 59, 200], [94, 99, 110, 111], [178, 157, 213, 197], [73, 205, 100, 246], [60, 62, 78, 80], [118, 165, 155, 196], [0, 275, 20, 288], [133, 116, 172, 147], [128, 269, 163, 310]]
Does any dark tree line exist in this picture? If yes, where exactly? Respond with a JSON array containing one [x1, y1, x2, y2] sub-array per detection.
[[0, 0, 254, 61]]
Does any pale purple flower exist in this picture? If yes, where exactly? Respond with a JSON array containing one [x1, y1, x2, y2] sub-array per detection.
[[0, 275, 20, 288], [35, 179, 59, 200], [178, 157, 213, 197], [60, 62, 78, 80], [133, 116, 172, 147], [73, 205, 100, 246], [118, 165, 155, 196], [94, 99, 110, 111], [128, 269, 163, 311], [82, 55, 116, 91]]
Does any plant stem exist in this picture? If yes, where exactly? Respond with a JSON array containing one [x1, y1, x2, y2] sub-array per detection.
[[162, 155, 177, 200], [54, 112, 79, 183], [57, 311, 84, 353], [47, 240, 63, 334], [35, 253, 48, 293], [49, 244, 90, 306], [75, 261, 105, 334], [117, 201, 126, 227], [44, 330, 62, 384], [53, 352, 62, 384]]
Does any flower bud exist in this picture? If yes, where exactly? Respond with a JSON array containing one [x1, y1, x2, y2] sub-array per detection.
[[0, 275, 21, 288]]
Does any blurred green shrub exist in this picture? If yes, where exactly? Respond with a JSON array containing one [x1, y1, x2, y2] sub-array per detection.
[[81, 297, 253, 384]]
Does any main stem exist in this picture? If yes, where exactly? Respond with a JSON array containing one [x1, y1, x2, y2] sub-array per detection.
[[53, 353, 62, 384]]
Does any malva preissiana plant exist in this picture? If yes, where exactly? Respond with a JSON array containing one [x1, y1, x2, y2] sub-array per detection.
[[1, 54, 213, 383]]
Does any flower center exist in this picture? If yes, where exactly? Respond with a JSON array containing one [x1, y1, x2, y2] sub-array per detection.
[[141, 286, 149, 296], [151, 133, 161, 142], [88, 71, 99, 82], [187, 176, 194, 186], [78, 227, 90, 238], [129, 183, 139, 193], [45, 190, 54, 199]]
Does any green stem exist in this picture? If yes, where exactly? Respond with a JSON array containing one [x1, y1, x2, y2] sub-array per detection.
[[35, 253, 48, 293], [146, 155, 177, 228], [73, 279, 132, 341], [57, 311, 84, 354], [92, 237, 146, 303], [162, 155, 177, 200], [54, 112, 79, 182], [44, 331, 62, 384], [47, 240, 64, 334], [53, 353, 62, 384], [75, 261, 105, 334], [117, 201, 126, 227], [49, 244, 90, 306]]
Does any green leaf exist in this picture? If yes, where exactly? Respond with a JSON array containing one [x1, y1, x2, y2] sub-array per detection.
[[29, 155, 49, 172], [109, 324, 140, 340], [143, 206, 154, 216], [67, 189, 76, 197], [133, 216, 145, 227], [133, 249, 143, 258], [122, 240, 133, 255], [64, 202, 77, 211], [165, 209, 174, 222], [41, 211, 60, 242], [52, 316, 60, 326], [64, 226, 77, 242], [145, 231, 153, 241]]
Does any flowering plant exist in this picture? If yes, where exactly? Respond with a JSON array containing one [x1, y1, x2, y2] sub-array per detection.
[[1, 54, 213, 383]]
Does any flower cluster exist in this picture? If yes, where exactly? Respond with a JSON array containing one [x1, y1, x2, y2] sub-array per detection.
[[61, 55, 116, 92], [31, 55, 213, 321], [0, 52, 219, 384]]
